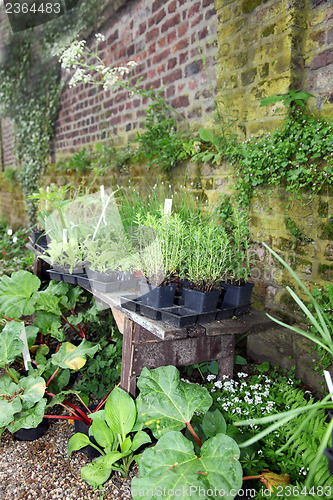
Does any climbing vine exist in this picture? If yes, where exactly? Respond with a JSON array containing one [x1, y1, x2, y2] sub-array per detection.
[[0, 0, 108, 222]]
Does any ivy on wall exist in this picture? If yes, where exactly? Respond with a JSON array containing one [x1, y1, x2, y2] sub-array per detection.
[[0, 0, 109, 222]]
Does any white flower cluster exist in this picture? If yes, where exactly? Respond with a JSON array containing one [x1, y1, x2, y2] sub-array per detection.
[[59, 40, 86, 69]]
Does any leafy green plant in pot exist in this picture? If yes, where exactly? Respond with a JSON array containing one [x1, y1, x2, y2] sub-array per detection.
[[0, 319, 99, 440], [181, 216, 230, 313], [68, 385, 151, 488], [221, 203, 254, 308], [133, 210, 185, 308]]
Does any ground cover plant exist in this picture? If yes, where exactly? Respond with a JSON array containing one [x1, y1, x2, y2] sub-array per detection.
[[0, 224, 33, 276]]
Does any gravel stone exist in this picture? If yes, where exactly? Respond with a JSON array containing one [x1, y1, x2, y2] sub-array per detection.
[[0, 420, 135, 499]]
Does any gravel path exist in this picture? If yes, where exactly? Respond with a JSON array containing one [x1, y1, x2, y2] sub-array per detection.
[[0, 420, 134, 500]]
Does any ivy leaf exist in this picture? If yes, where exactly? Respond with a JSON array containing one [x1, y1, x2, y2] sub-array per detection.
[[0, 321, 25, 367], [136, 366, 212, 438], [132, 431, 242, 500], [51, 340, 100, 370], [0, 271, 40, 319]]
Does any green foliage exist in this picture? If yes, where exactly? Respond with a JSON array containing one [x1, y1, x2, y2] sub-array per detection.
[[232, 109, 333, 205], [133, 365, 242, 499], [68, 387, 151, 488], [309, 283, 333, 375], [284, 216, 313, 244], [137, 94, 196, 171], [0, 226, 33, 276], [260, 89, 315, 109], [74, 318, 122, 399]]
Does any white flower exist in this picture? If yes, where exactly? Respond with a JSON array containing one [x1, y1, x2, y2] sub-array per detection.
[[207, 374, 216, 382], [12, 236, 18, 243], [127, 60, 138, 67], [95, 33, 106, 42], [7, 229, 12, 236], [214, 381, 222, 389]]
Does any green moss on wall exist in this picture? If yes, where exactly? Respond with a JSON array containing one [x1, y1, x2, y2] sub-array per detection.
[[262, 24, 276, 37], [320, 218, 333, 240], [318, 199, 329, 218], [241, 0, 269, 14]]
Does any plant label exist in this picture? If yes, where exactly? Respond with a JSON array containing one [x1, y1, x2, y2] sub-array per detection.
[[164, 199, 172, 215], [324, 370, 333, 402], [20, 323, 31, 371]]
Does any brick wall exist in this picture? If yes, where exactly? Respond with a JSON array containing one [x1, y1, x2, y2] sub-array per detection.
[[55, 0, 218, 156], [305, 0, 333, 113]]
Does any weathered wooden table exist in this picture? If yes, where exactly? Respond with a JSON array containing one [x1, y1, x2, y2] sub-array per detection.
[[28, 244, 272, 396]]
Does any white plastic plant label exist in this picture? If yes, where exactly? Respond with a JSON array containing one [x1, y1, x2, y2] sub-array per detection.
[[20, 322, 31, 371], [324, 370, 333, 402], [62, 228, 68, 245], [164, 199, 172, 215]]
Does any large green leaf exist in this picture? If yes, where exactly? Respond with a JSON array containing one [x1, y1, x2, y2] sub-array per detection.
[[80, 452, 124, 488], [105, 386, 136, 439], [35, 291, 62, 316], [132, 431, 242, 500], [0, 271, 40, 319], [0, 375, 22, 427], [18, 375, 46, 408], [136, 366, 213, 437], [0, 321, 24, 367], [68, 432, 95, 457], [50, 340, 100, 370], [131, 430, 151, 452], [89, 414, 114, 449], [33, 311, 63, 341], [25, 326, 39, 348], [202, 408, 227, 438], [8, 398, 47, 433]]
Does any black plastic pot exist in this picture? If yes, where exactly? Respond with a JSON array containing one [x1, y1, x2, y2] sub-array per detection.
[[139, 303, 162, 320], [86, 267, 118, 283], [62, 273, 78, 285], [90, 280, 120, 293], [216, 305, 235, 320], [139, 284, 176, 309], [197, 310, 218, 324], [31, 229, 48, 248], [221, 282, 254, 307], [74, 405, 104, 458], [121, 296, 141, 313], [14, 419, 49, 441], [183, 288, 220, 313], [161, 307, 197, 327], [76, 274, 91, 289]]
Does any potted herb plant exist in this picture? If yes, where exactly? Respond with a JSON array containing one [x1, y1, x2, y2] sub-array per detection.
[[221, 204, 254, 308], [181, 216, 230, 314], [133, 210, 185, 309]]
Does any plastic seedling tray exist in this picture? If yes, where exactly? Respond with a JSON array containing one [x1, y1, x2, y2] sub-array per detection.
[[233, 303, 252, 316], [47, 269, 63, 282], [62, 273, 78, 285], [76, 275, 91, 289], [91, 280, 120, 293], [121, 296, 141, 313], [118, 277, 140, 292], [197, 310, 218, 324], [161, 307, 197, 327], [139, 303, 162, 321], [216, 306, 235, 320]]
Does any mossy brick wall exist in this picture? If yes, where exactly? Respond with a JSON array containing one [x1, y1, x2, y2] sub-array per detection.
[[54, 0, 218, 156], [0, 118, 15, 169]]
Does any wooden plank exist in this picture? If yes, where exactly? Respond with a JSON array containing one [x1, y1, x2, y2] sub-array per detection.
[[205, 319, 249, 336], [120, 318, 136, 396], [132, 334, 234, 378]]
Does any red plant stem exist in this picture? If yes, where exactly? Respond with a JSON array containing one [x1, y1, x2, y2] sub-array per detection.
[[77, 323, 85, 338], [45, 391, 55, 397], [243, 475, 262, 481], [2, 315, 21, 322], [61, 315, 81, 336], [43, 414, 91, 423], [46, 367, 60, 388], [185, 421, 203, 448]]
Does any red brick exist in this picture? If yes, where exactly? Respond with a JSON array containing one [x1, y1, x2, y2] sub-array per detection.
[[198, 26, 209, 40], [155, 9, 166, 24], [153, 48, 170, 64], [191, 14, 203, 28], [149, 69, 157, 79], [179, 51, 188, 64], [168, 57, 177, 70], [311, 49, 333, 70], [168, 30, 177, 44], [157, 63, 166, 74], [205, 8, 216, 20], [168, 0, 177, 13], [148, 43, 156, 55], [189, 1, 200, 17], [172, 38, 189, 52], [107, 31, 119, 45], [158, 36, 167, 48], [166, 85, 176, 98], [178, 22, 189, 37], [203, 0, 214, 6], [171, 96, 189, 108], [161, 14, 181, 33], [152, 0, 164, 13], [162, 68, 182, 84], [139, 22, 146, 35], [146, 27, 159, 42]]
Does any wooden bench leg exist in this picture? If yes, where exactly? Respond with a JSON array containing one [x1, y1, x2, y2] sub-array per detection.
[[120, 317, 137, 396]]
